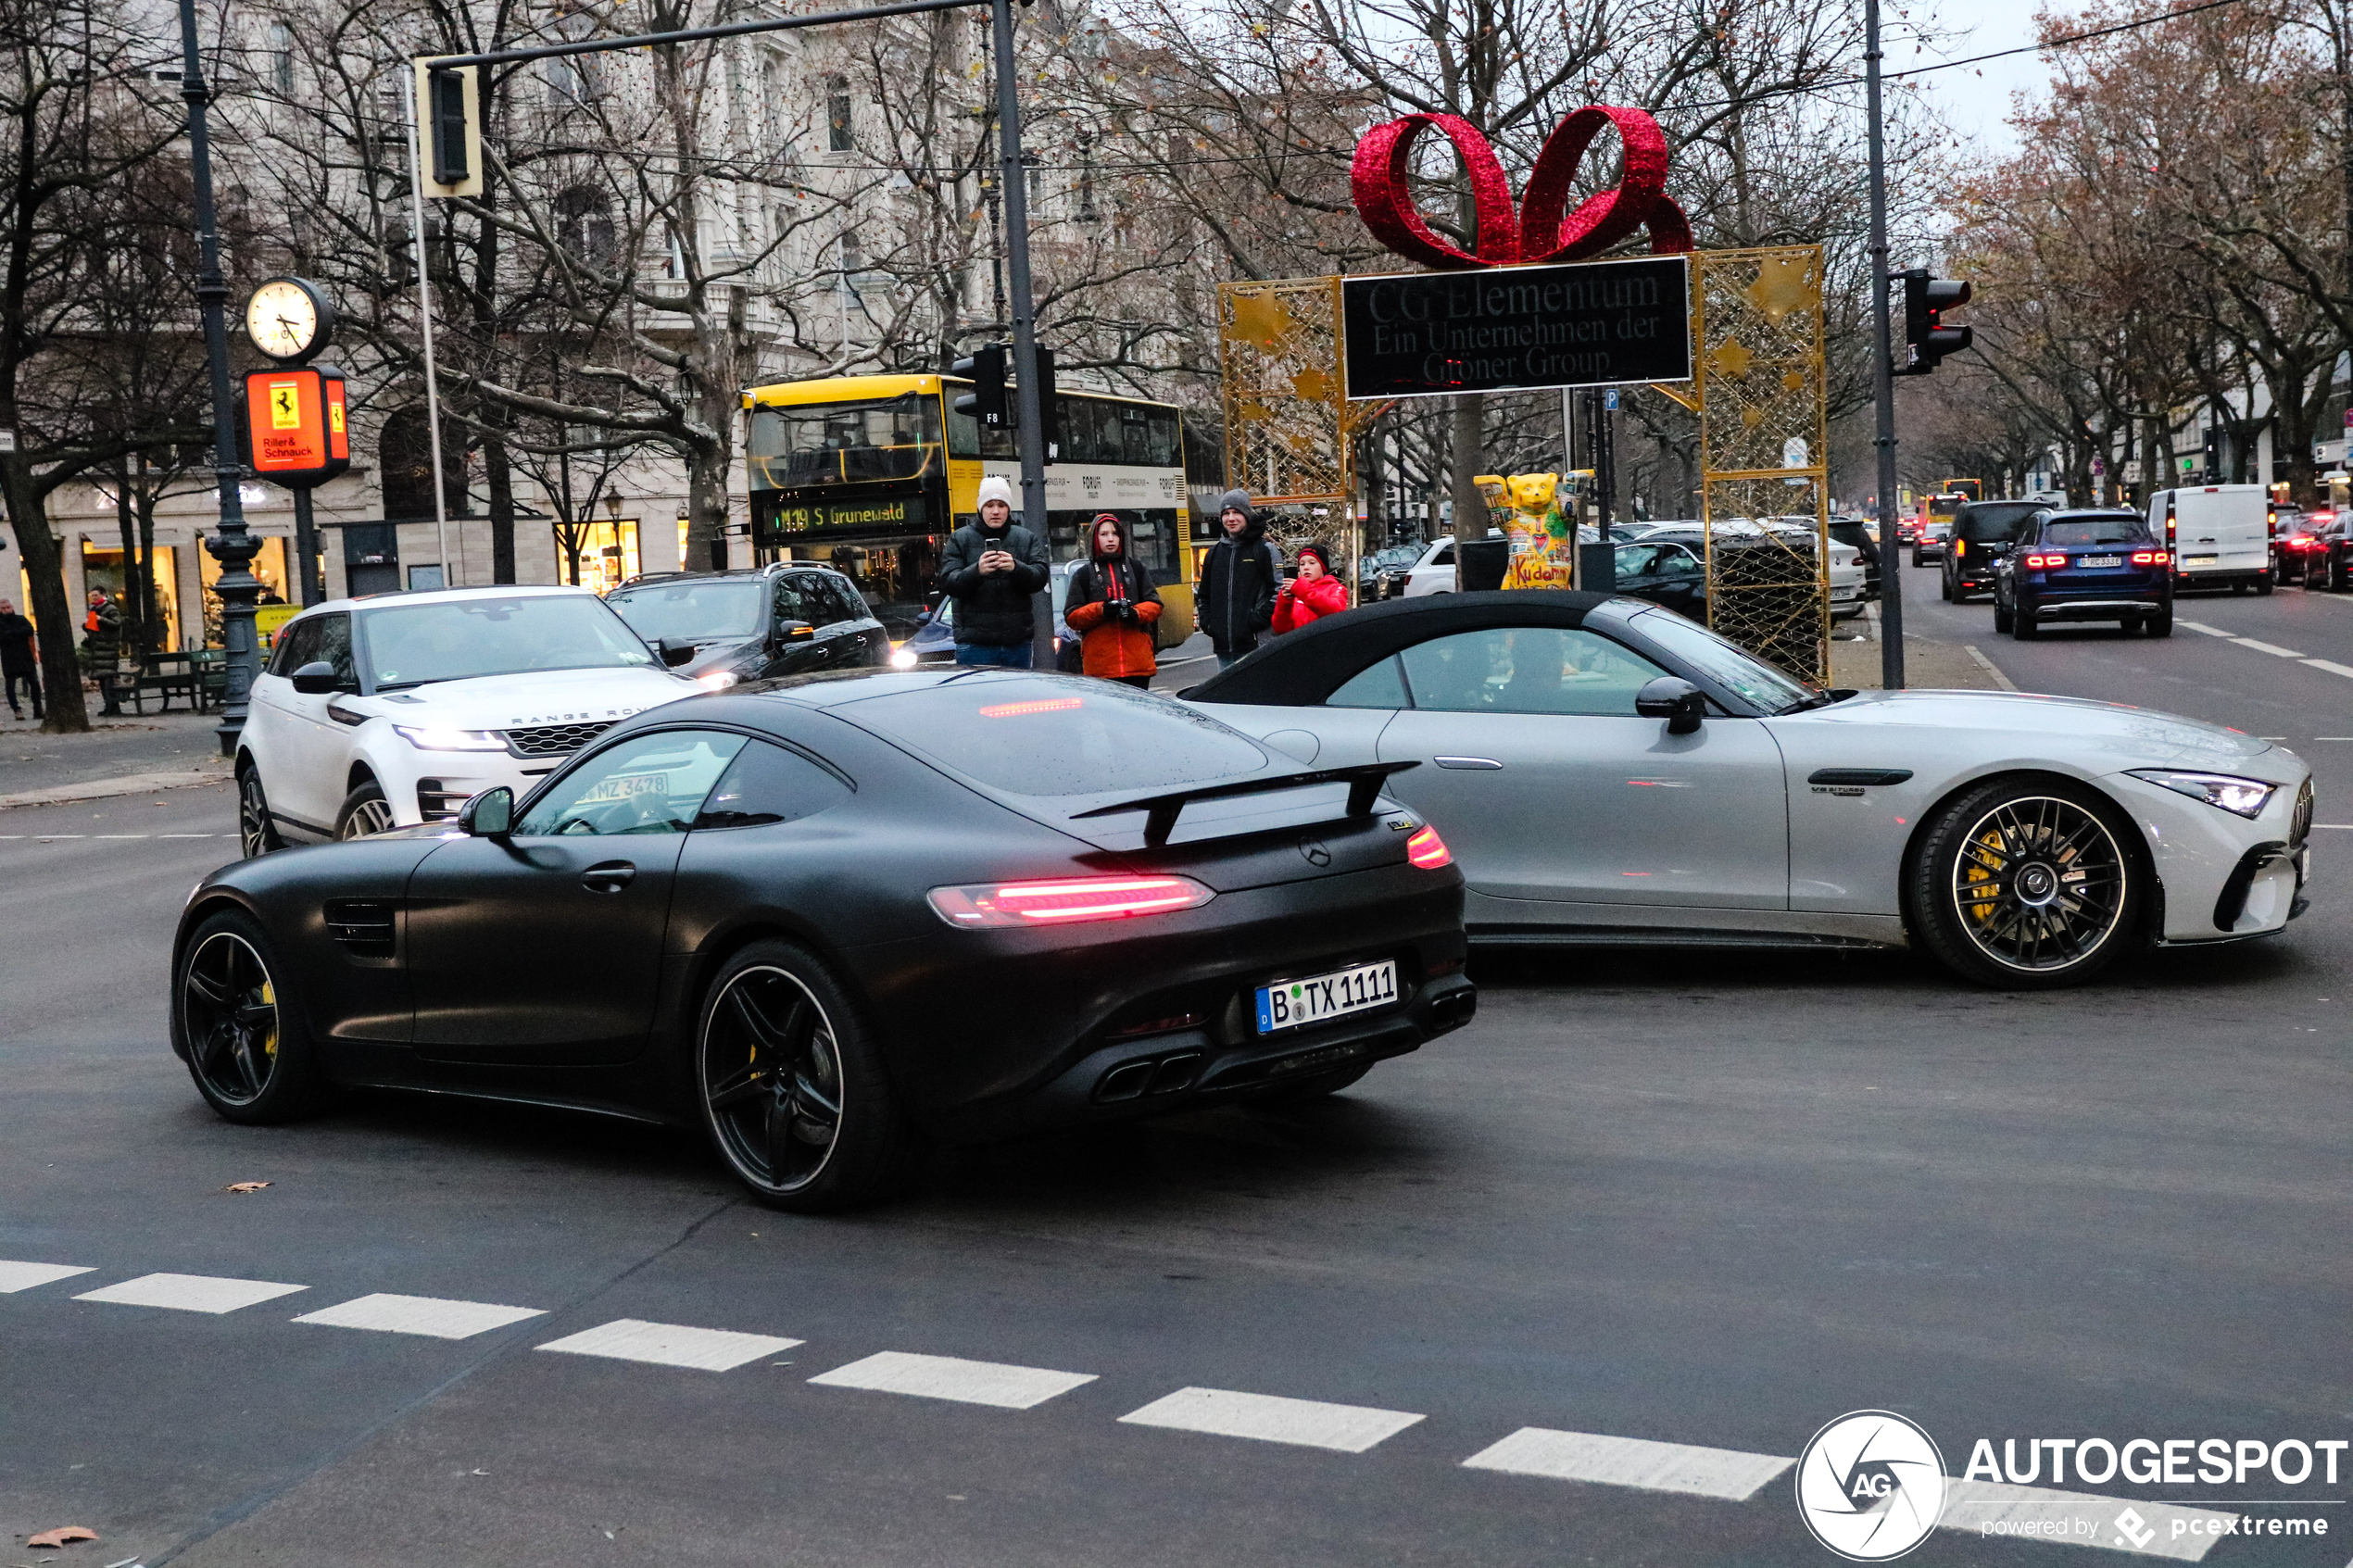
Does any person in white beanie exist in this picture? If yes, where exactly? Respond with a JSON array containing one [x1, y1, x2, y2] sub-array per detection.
[[940, 474, 1051, 665]]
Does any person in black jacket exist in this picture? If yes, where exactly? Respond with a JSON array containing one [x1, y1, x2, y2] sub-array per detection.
[[939, 474, 1051, 666], [1197, 489, 1277, 668], [0, 597, 40, 719]]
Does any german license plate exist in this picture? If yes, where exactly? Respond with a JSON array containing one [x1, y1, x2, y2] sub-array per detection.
[[2184, 554, 2218, 567], [1256, 960, 1397, 1034], [2078, 555, 2122, 568]]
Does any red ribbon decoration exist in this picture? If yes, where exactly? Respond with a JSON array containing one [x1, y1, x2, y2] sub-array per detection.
[[1351, 106, 1693, 271]]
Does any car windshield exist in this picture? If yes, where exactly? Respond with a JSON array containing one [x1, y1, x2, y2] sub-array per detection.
[[358, 595, 658, 690], [1624, 608, 1818, 713], [606, 579, 766, 644], [837, 677, 1268, 797], [2043, 516, 2147, 547], [1958, 504, 2042, 543]]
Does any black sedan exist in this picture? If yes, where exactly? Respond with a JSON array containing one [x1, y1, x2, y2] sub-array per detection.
[[1940, 500, 2042, 602], [607, 564, 887, 690], [170, 672, 1476, 1210]]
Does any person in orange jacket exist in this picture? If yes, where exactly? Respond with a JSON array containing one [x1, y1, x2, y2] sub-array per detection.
[[1272, 543, 1347, 633], [1062, 513, 1163, 687]]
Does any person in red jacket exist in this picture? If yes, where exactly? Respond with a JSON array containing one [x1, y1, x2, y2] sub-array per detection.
[[1272, 543, 1348, 633], [1062, 513, 1163, 686]]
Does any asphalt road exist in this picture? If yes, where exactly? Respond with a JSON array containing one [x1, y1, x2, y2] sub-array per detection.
[[3, 581, 2347, 1568]]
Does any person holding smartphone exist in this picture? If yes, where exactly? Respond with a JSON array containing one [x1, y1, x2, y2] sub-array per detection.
[[940, 475, 1051, 667]]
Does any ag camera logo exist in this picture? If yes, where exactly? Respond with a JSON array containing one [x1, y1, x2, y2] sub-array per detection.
[[1796, 1411, 1948, 1561]]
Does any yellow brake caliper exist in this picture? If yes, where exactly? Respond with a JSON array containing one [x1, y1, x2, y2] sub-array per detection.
[[1963, 828, 2005, 924]]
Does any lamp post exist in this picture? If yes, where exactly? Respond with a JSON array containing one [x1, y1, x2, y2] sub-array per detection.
[[176, 0, 265, 756]]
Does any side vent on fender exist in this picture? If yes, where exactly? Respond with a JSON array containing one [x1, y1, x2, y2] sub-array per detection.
[[325, 899, 396, 958]]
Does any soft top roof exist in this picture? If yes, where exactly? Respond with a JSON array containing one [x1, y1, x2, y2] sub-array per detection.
[[1188, 590, 1615, 707]]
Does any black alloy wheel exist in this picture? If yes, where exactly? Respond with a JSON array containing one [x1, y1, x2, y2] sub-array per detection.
[[238, 765, 283, 857], [1993, 591, 2014, 634], [175, 910, 328, 1121], [1908, 778, 2144, 988], [334, 777, 396, 839], [2012, 596, 2040, 638], [694, 940, 920, 1211]]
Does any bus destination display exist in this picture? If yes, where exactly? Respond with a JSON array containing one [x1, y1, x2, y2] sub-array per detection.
[[1340, 256, 1692, 400]]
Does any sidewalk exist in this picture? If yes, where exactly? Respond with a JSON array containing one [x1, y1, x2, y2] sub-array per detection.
[[0, 709, 232, 809], [1829, 605, 2011, 692]]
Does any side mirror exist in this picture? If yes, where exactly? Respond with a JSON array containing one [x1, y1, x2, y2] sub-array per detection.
[[1635, 675, 1707, 735], [290, 660, 338, 695], [656, 638, 698, 668], [459, 786, 514, 837], [914, 610, 933, 627], [773, 620, 814, 646]]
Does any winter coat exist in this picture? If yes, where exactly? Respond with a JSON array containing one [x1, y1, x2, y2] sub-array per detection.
[[1198, 527, 1278, 656], [82, 599, 121, 660], [1271, 571, 1347, 633], [1063, 556, 1163, 680], [939, 520, 1051, 647], [0, 612, 36, 673]]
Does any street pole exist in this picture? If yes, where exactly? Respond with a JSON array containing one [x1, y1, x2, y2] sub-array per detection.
[[403, 86, 457, 589], [177, 0, 263, 758], [1865, 0, 1906, 689], [292, 487, 321, 607], [989, 0, 1053, 667]]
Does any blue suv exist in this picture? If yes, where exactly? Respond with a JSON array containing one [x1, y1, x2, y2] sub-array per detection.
[[1995, 508, 2173, 638]]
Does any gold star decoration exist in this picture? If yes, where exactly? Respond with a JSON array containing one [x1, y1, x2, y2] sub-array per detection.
[[1744, 255, 1820, 327], [1710, 338, 1754, 380], [1742, 407, 1766, 430], [1228, 292, 1292, 346], [1290, 367, 1332, 402], [1782, 370, 1806, 392]]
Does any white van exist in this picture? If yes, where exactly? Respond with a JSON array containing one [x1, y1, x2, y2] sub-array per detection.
[[2147, 485, 2273, 593]]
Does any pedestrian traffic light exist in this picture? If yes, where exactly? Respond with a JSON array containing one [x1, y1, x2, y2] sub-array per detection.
[[1894, 270, 1971, 376], [413, 59, 482, 198], [951, 343, 1007, 428]]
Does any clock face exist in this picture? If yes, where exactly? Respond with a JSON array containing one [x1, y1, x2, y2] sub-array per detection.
[[245, 280, 321, 360]]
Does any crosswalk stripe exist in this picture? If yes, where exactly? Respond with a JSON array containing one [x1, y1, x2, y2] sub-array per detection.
[[291, 1293, 546, 1339], [73, 1273, 307, 1314], [537, 1318, 802, 1371], [809, 1350, 1097, 1410], [1938, 1479, 2235, 1561], [0, 1261, 96, 1293], [1118, 1386, 1425, 1453], [1461, 1427, 1793, 1500]]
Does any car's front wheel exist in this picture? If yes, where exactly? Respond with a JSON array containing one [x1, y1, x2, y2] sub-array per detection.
[[174, 909, 331, 1122], [1908, 777, 2145, 988], [1993, 594, 2014, 633], [237, 763, 283, 858], [334, 777, 396, 840], [694, 940, 922, 1211]]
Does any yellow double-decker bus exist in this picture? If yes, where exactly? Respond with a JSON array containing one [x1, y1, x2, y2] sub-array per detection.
[[741, 373, 1197, 644]]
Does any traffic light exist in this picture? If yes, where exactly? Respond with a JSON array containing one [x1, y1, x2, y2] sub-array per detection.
[[951, 343, 1007, 428], [1035, 345, 1059, 455], [1894, 270, 1971, 376], [413, 60, 482, 198]]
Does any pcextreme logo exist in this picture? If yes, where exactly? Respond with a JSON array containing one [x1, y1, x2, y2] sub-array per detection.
[[1795, 1411, 1948, 1562]]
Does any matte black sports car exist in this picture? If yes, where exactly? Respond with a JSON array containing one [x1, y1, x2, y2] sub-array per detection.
[[606, 564, 887, 690], [170, 671, 1476, 1210]]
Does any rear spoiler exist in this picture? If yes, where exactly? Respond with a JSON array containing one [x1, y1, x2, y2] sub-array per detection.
[[1070, 760, 1420, 848]]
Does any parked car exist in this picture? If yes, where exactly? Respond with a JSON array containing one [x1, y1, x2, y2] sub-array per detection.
[[1994, 508, 2174, 638], [2147, 484, 2271, 594], [174, 671, 1478, 1210], [1401, 535, 1459, 596], [607, 564, 888, 691], [1362, 544, 1424, 599], [1608, 540, 1705, 618], [1941, 500, 2044, 602], [1829, 516, 1881, 598], [235, 585, 696, 855], [1186, 592, 2312, 988]]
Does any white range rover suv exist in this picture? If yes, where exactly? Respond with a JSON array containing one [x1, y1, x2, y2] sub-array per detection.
[[237, 584, 696, 854]]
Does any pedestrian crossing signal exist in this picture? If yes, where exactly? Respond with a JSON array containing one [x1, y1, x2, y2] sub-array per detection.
[[413, 60, 482, 198]]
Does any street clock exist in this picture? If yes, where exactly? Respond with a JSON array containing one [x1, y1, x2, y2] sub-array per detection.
[[244, 276, 336, 364]]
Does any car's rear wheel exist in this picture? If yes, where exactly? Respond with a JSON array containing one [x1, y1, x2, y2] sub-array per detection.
[[1939, 573, 1953, 601], [2144, 607, 2173, 636], [2255, 574, 2274, 596], [1908, 778, 2144, 988], [1993, 596, 2014, 633], [695, 940, 921, 1212], [2012, 598, 2039, 638], [334, 777, 396, 840], [174, 909, 330, 1122], [237, 764, 283, 858]]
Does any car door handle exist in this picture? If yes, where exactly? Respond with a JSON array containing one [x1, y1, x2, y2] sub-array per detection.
[[1434, 756, 1504, 770], [581, 861, 636, 893]]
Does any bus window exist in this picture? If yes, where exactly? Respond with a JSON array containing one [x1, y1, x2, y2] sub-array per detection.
[[748, 393, 941, 488], [946, 398, 981, 459]]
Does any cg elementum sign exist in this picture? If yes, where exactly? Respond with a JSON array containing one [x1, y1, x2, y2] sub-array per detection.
[[1340, 255, 1692, 400]]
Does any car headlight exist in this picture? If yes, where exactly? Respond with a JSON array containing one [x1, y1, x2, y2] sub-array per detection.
[[2126, 769, 2279, 819], [696, 670, 741, 692], [889, 647, 920, 670], [393, 724, 508, 751]]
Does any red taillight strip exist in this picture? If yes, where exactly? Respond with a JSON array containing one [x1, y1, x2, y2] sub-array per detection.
[[1406, 825, 1453, 869], [979, 696, 1085, 718], [926, 874, 1214, 928]]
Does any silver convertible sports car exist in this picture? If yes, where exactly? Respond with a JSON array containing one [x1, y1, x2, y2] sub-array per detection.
[[1185, 593, 2314, 988]]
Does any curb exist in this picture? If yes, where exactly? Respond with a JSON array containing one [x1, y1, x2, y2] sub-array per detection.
[[0, 767, 233, 811]]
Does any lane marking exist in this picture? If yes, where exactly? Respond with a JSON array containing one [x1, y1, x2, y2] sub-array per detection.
[[1462, 1427, 1793, 1500], [810, 1350, 1097, 1410], [74, 1273, 307, 1314], [1118, 1386, 1425, 1453], [292, 1293, 546, 1340], [0, 1261, 96, 1293], [95, 834, 150, 839], [1938, 1478, 2234, 1561], [2233, 638, 2307, 658], [2313, 823, 2353, 830], [538, 1318, 802, 1372], [1963, 645, 2019, 691], [2178, 621, 2233, 636], [2304, 659, 2353, 679], [157, 833, 220, 838]]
